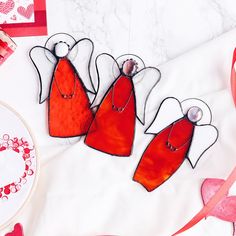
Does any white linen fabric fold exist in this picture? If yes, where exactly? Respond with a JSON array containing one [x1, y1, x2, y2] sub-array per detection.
[[2, 28, 236, 236]]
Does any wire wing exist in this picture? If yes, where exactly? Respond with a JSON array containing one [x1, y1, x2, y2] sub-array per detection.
[[67, 38, 95, 94], [29, 46, 57, 104], [91, 53, 120, 108], [145, 97, 184, 134], [187, 125, 218, 168]]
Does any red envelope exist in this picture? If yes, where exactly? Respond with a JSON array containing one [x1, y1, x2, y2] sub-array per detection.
[[0, 0, 47, 37]]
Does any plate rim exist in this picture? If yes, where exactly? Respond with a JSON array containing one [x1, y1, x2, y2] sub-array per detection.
[[0, 100, 40, 231]]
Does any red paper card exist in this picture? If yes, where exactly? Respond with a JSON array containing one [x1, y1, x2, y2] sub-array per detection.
[[0, 0, 47, 37]]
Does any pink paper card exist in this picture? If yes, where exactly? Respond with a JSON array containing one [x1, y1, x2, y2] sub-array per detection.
[[0, 0, 35, 24], [0, 0, 47, 37]]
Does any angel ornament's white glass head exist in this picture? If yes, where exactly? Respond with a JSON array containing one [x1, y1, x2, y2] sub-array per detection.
[[187, 106, 203, 123], [54, 41, 70, 58], [122, 59, 138, 77]]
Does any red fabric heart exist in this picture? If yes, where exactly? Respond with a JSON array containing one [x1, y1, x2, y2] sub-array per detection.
[[5, 223, 24, 236], [17, 4, 34, 19], [0, 0, 14, 14]]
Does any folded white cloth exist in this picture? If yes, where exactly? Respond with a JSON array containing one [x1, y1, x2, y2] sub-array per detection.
[[2, 29, 236, 236], [5, 28, 233, 236]]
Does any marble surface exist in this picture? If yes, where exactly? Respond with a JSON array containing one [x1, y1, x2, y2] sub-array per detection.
[[0, 0, 236, 235], [64, 0, 236, 65]]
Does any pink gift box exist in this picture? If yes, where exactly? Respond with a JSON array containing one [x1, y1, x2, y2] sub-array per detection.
[[0, 29, 16, 65]]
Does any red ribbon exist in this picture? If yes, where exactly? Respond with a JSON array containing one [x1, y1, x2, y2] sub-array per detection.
[[172, 166, 236, 235], [231, 48, 236, 106]]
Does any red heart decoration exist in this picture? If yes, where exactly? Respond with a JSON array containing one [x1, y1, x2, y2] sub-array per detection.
[[201, 178, 236, 236], [0, 0, 14, 14], [5, 223, 24, 236], [201, 178, 236, 221], [17, 4, 34, 19]]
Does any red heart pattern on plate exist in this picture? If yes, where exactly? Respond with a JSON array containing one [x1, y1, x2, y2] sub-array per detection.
[[5, 223, 24, 236], [0, 134, 35, 201], [17, 4, 34, 19], [0, 0, 14, 14]]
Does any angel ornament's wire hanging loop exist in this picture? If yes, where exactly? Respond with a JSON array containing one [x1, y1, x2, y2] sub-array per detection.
[[29, 33, 96, 138], [54, 74, 77, 99], [166, 106, 203, 152], [85, 53, 161, 157], [53, 41, 79, 100], [111, 59, 137, 113], [133, 97, 219, 192]]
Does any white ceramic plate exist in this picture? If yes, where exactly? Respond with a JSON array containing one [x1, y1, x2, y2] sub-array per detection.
[[0, 102, 38, 229]]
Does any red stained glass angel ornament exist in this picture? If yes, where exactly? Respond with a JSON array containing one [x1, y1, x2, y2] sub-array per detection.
[[84, 53, 161, 156], [29, 33, 95, 137], [133, 97, 219, 191]]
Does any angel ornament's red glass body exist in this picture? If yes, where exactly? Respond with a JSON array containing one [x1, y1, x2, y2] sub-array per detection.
[[49, 58, 93, 137], [134, 117, 194, 191], [85, 55, 161, 156], [30, 36, 95, 137], [133, 98, 218, 191], [85, 60, 136, 156], [85, 75, 135, 156]]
